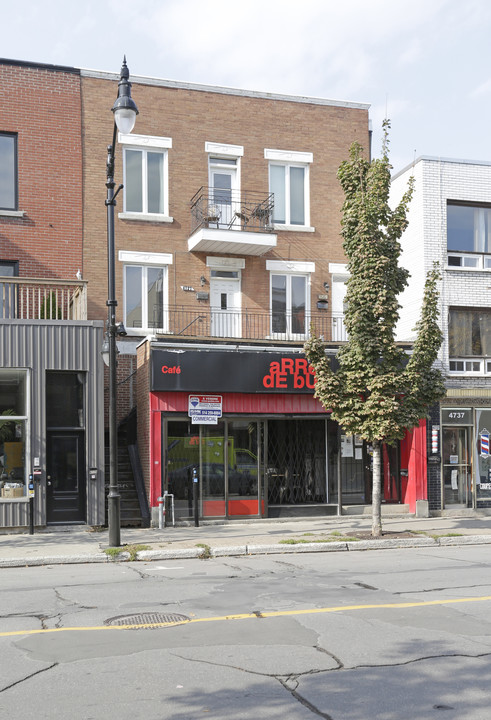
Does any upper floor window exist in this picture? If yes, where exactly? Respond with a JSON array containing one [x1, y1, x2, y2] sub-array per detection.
[[119, 250, 172, 334], [448, 307, 491, 374], [0, 133, 17, 211], [119, 133, 172, 222], [266, 260, 314, 338], [447, 202, 491, 268], [265, 149, 313, 230]]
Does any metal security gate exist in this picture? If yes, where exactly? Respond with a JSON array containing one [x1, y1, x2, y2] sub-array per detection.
[[266, 419, 327, 505]]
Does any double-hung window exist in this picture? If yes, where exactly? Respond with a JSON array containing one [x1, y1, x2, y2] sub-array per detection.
[[119, 133, 172, 221], [0, 133, 18, 211], [265, 149, 313, 230], [119, 251, 172, 334], [267, 260, 314, 338]]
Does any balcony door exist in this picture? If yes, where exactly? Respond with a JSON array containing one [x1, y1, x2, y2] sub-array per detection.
[[209, 156, 238, 228], [210, 271, 241, 338], [331, 275, 347, 341]]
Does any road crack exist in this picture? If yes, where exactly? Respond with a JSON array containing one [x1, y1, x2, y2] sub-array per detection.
[[0, 663, 58, 693], [277, 677, 334, 719]]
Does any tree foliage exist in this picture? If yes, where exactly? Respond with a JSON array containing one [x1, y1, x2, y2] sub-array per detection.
[[305, 121, 445, 535]]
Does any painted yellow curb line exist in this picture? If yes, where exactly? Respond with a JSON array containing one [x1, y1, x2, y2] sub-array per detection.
[[2, 595, 491, 638]]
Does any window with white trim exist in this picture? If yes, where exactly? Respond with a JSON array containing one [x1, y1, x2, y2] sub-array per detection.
[[267, 260, 313, 338], [447, 202, 491, 269], [119, 251, 172, 334], [265, 149, 312, 229], [448, 307, 491, 374], [119, 133, 172, 221]]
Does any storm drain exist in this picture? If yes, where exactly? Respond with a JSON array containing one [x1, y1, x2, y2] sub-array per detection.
[[104, 612, 190, 629]]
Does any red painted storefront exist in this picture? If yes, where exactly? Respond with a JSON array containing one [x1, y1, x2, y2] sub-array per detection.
[[146, 346, 428, 518]]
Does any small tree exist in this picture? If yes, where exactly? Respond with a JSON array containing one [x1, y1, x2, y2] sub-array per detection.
[[305, 121, 445, 536]]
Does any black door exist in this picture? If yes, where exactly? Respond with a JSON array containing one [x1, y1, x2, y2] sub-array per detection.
[[46, 431, 86, 523]]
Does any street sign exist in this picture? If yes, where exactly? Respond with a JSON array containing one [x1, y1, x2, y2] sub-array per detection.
[[188, 394, 222, 425]]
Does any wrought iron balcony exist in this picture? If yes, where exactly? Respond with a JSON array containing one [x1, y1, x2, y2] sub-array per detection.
[[188, 187, 277, 256], [150, 305, 347, 343], [0, 276, 87, 321], [191, 187, 274, 233]]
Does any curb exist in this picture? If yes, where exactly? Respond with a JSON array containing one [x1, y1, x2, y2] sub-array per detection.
[[2, 535, 491, 568]]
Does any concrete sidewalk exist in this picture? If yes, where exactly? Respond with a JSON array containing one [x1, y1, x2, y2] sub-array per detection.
[[1, 513, 491, 568]]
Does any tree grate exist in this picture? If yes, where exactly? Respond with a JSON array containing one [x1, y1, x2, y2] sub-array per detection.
[[104, 612, 190, 629]]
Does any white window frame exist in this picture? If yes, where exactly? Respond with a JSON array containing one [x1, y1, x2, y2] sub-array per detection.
[[118, 133, 172, 223], [119, 250, 172, 335], [448, 358, 485, 375], [266, 259, 314, 339], [265, 149, 314, 232]]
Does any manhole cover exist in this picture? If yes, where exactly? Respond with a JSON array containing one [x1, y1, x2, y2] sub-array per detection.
[[104, 612, 190, 629]]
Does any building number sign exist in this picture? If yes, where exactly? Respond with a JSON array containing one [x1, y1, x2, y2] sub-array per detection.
[[442, 409, 471, 425]]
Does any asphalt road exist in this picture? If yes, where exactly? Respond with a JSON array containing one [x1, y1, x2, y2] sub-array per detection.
[[1, 545, 491, 719]]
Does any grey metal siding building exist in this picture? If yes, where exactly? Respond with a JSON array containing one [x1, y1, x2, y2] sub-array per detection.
[[0, 321, 105, 528]]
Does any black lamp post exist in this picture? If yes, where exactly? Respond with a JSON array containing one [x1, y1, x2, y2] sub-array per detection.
[[105, 58, 138, 547]]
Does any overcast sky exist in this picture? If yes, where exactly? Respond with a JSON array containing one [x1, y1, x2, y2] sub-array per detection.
[[3, 0, 491, 173]]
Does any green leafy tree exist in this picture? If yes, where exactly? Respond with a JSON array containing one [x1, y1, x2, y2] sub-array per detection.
[[305, 121, 445, 536]]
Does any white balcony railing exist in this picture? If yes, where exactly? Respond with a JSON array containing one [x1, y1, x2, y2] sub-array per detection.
[[0, 276, 87, 321]]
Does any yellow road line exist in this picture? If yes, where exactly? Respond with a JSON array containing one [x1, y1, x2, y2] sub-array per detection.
[[2, 595, 491, 638]]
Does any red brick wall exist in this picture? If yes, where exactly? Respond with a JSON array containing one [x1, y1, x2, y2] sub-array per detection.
[[0, 61, 83, 279], [102, 353, 137, 427], [81, 73, 370, 322]]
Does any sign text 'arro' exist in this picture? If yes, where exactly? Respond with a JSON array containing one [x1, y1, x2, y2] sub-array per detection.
[[151, 350, 321, 394]]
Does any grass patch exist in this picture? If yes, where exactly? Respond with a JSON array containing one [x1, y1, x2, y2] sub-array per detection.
[[280, 534, 360, 545], [406, 530, 464, 540], [104, 544, 151, 561], [196, 543, 212, 559]]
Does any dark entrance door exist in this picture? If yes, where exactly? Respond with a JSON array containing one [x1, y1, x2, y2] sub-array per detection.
[[46, 431, 86, 523]]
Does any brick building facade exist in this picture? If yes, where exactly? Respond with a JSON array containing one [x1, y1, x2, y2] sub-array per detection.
[[79, 66, 425, 525], [0, 59, 105, 530]]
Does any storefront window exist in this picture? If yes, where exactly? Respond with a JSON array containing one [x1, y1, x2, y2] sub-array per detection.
[[0, 369, 27, 497]]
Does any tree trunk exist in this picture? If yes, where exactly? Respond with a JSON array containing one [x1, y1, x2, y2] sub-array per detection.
[[371, 439, 382, 537]]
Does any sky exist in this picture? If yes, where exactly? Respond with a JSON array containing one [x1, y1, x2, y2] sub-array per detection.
[[2, 0, 491, 174]]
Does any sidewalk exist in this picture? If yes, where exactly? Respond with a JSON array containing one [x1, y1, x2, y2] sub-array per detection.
[[2, 513, 491, 568]]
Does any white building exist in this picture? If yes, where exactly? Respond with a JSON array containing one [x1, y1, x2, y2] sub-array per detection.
[[392, 157, 491, 512]]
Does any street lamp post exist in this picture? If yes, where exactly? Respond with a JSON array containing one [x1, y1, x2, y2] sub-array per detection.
[[105, 58, 138, 547]]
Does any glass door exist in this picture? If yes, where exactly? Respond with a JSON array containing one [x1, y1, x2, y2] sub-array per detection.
[[166, 419, 198, 522], [201, 421, 226, 517], [442, 426, 472, 506], [227, 420, 260, 516]]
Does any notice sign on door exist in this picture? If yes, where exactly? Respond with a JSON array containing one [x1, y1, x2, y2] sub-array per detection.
[[188, 395, 223, 425]]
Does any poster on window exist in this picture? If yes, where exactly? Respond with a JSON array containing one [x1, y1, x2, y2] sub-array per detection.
[[341, 435, 354, 458]]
